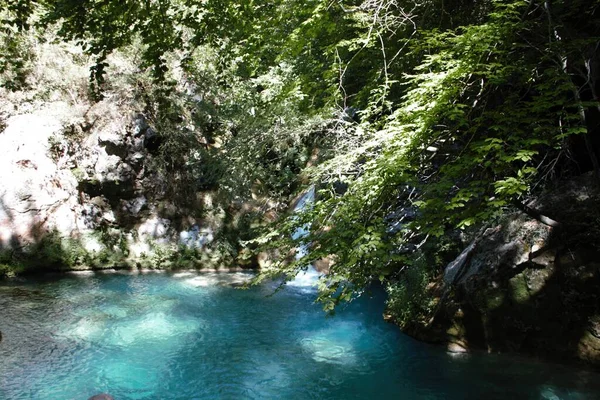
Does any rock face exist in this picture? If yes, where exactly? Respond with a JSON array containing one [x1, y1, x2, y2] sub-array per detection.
[[0, 107, 80, 248], [0, 104, 232, 274], [402, 173, 600, 367]]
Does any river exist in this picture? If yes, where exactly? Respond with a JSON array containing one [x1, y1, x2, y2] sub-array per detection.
[[0, 271, 598, 399]]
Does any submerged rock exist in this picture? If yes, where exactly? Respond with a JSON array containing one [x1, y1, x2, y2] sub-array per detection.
[[88, 394, 114, 400]]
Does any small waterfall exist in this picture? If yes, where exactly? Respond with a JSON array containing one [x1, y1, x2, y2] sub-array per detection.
[[287, 186, 320, 288]]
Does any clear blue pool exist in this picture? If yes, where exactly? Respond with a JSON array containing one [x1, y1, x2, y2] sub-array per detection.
[[0, 271, 598, 399]]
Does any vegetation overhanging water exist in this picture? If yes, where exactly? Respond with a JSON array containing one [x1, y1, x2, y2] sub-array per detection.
[[1, 272, 599, 400]]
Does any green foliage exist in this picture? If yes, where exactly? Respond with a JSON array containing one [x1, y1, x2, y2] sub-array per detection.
[[0, 230, 92, 274], [250, 0, 600, 311], [0, 19, 92, 105], [2, 0, 599, 316], [385, 233, 462, 324], [0, 29, 33, 90], [0, 251, 23, 278], [0, 262, 12, 278], [386, 263, 434, 326]]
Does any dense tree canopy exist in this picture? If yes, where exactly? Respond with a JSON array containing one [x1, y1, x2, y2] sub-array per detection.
[[2, 0, 599, 312]]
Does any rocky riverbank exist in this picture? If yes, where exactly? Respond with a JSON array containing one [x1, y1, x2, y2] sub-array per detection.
[[394, 173, 600, 367], [0, 102, 267, 277]]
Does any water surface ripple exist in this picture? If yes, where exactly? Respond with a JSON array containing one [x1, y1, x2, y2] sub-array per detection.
[[0, 272, 599, 399]]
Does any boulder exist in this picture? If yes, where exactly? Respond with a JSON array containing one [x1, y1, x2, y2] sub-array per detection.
[[411, 174, 600, 367], [143, 127, 161, 152], [137, 216, 171, 244], [132, 114, 149, 137], [98, 131, 128, 159], [120, 196, 147, 217], [179, 225, 214, 249]]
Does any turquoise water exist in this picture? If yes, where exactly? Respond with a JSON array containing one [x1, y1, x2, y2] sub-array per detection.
[[0, 271, 599, 400]]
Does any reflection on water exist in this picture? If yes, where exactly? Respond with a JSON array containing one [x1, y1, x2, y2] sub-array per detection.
[[0, 271, 599, 400]]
